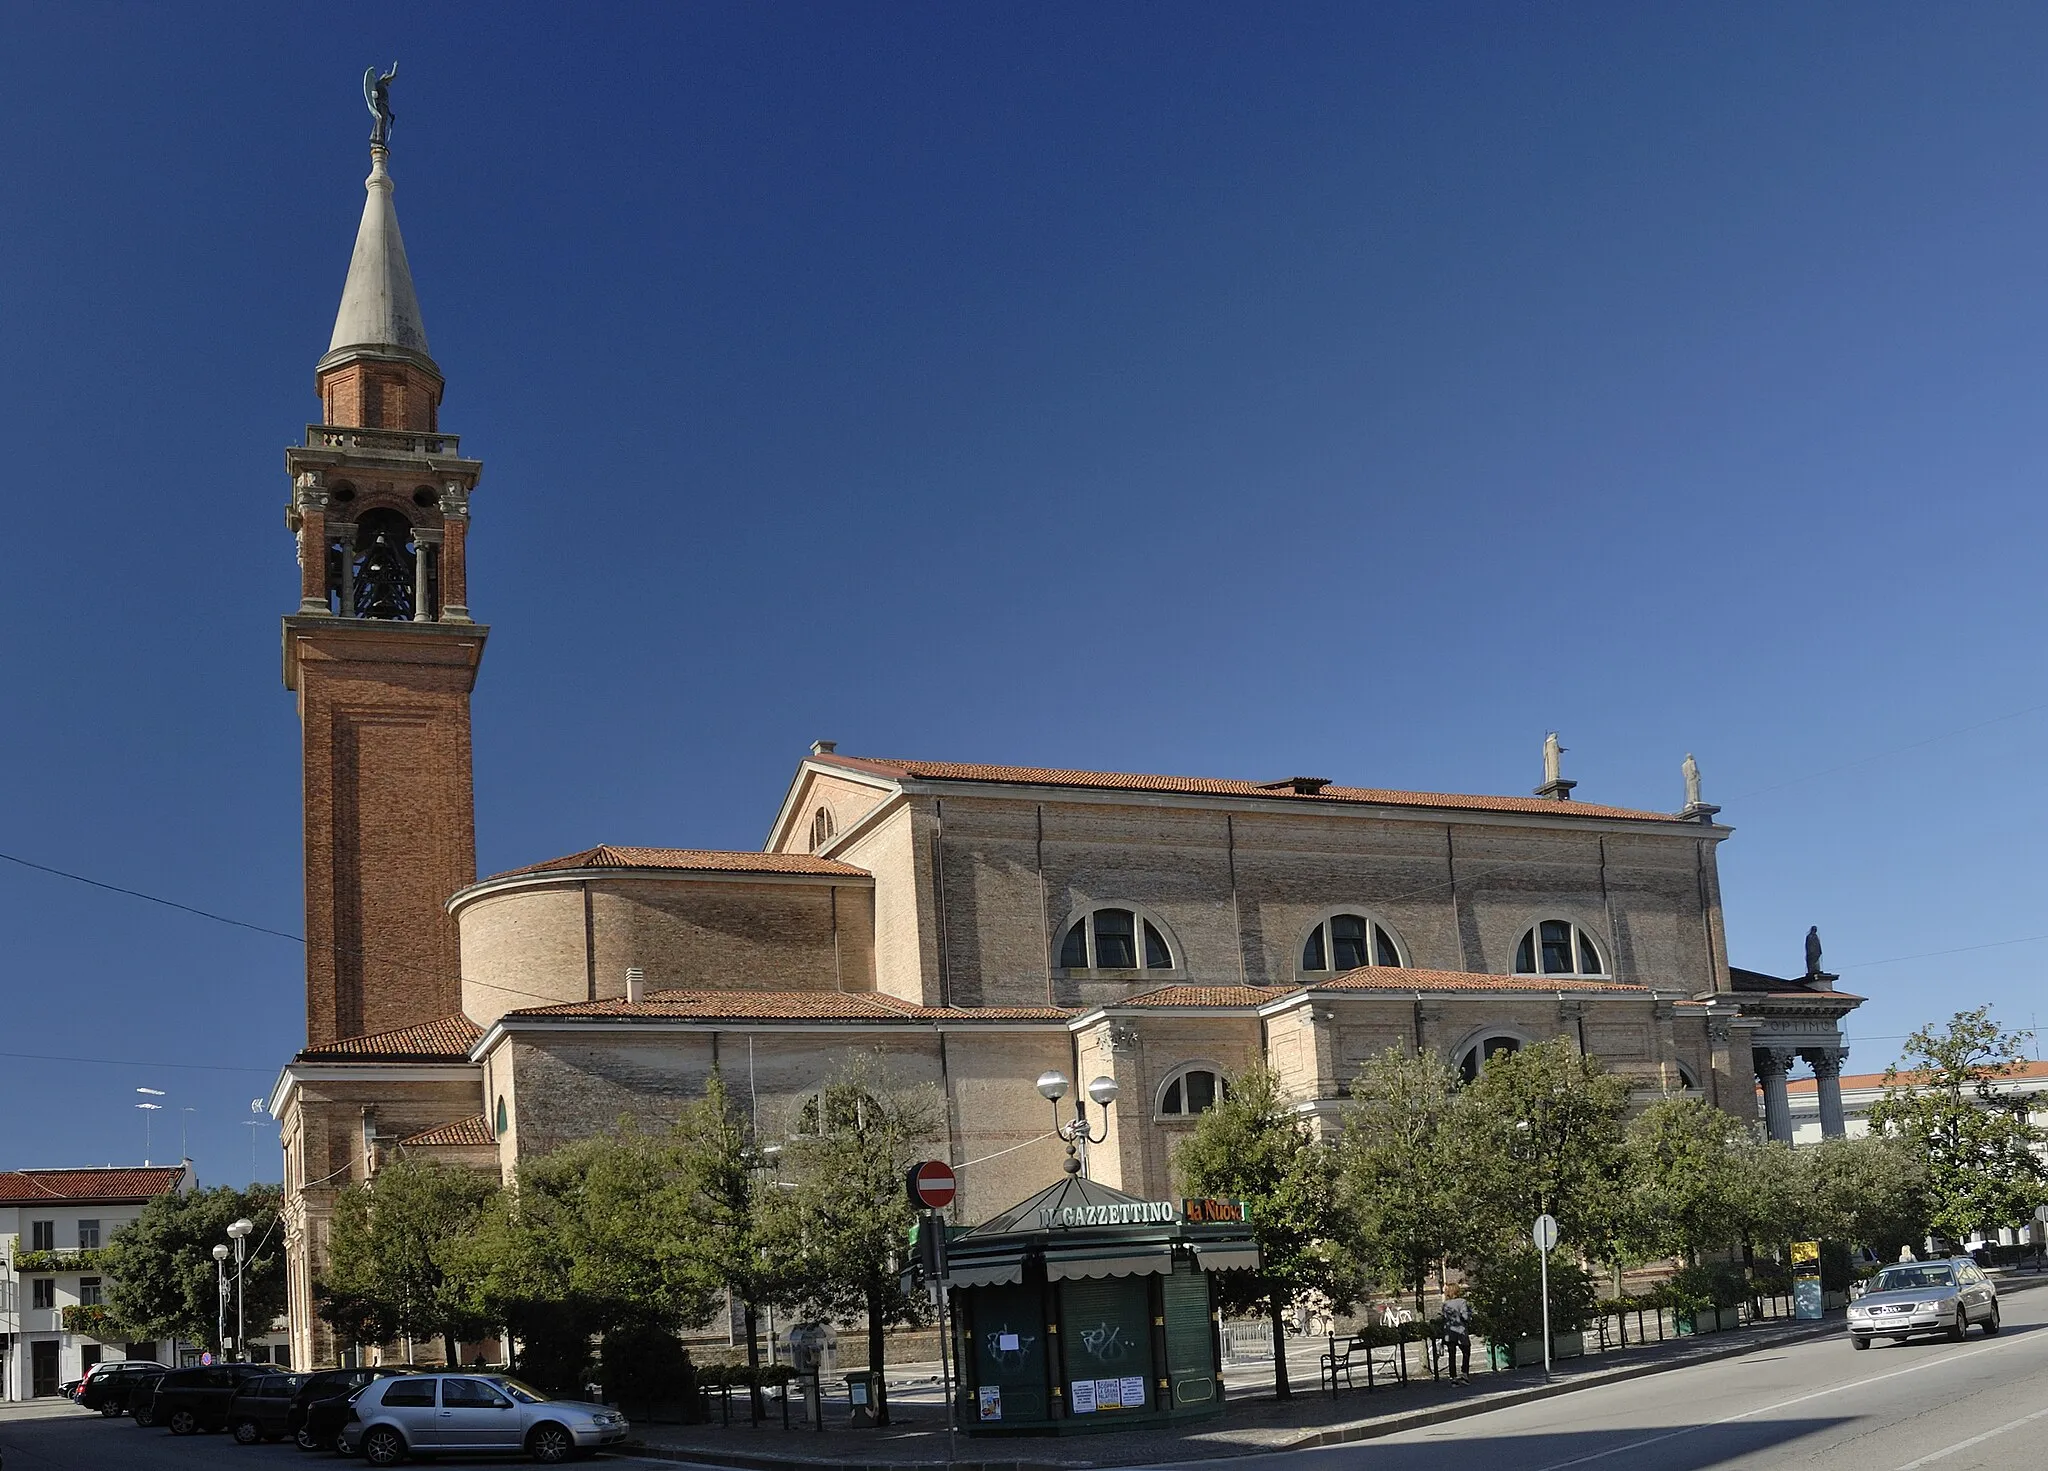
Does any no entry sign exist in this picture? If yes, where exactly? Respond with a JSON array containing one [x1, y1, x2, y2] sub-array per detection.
[[908, 1159, 957, 1210]]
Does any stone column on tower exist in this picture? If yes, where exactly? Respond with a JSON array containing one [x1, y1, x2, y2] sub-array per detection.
[[1806, 1046, 1850, 1140], [1755, 1046, 1797, 1143]]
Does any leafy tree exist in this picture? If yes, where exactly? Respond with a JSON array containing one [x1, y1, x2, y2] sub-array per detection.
[[1467, 1243, 1596, 1345], [1622, 1098, 1756, 1264], [102, 1184, 284, 1353], [1174, 1065, 1359, 1400], [1867, 1008, 2046, 1243], [325, 1154, 500, 1366], [673, 1074, 783, 1416], [759, 1057, 943, 1425], [1452, 1039, 1630, 1258], [1338, 1046, 1469, 1312], [1801, 1133, 1929, 1263]]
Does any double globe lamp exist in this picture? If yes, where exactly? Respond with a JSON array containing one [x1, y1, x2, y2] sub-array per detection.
[[1035, 1069, 1118, 1175]]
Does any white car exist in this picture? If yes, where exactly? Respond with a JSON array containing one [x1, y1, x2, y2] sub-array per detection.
[[338, 1372, 629, 1465]]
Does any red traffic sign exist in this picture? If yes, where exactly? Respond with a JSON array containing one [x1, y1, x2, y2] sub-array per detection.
[[907, 1159, 957, 1210]]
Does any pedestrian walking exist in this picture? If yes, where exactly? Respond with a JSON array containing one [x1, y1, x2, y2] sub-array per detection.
[[1441, 1283, 1474, 1383]]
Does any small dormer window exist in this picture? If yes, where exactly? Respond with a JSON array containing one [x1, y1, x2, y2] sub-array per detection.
[[809, 806, 835, 853]]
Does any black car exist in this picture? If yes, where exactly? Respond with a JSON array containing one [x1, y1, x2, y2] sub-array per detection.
[[225, 1373, 305, 1444], [147, 1363, 273, 1434], [286, 1367, 413, 1452], [127, 1369, 171, 1426], [78, 1362, 171, 1416]]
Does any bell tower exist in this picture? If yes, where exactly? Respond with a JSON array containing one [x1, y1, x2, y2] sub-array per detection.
[[283, 104, 485, 1047]]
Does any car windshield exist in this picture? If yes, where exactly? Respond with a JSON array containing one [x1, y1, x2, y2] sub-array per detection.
[[1873, 1264, 1956, 1293], [489, 1377, 550, 1404]]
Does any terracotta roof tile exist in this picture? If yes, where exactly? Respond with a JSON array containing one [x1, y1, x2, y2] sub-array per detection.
[[1116, 985, 1292, 1009], [815, 756, 1686, 824], [488, 846, 867, 882], [397, 1115, 495, 1147], [296, 1014, 482, 1062], [506, 989, 1070, 1024], [1312, 965, 1650, 995], [0, 1166, 187, 1206], [1785, 1059, 2048, 1095]]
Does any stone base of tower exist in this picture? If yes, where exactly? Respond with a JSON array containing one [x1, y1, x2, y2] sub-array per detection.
[[286, 616, 487, 1048]]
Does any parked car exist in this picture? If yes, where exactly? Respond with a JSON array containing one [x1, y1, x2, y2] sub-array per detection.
[[225, 1372, 304, 1444], [339, 1372, 629, 1465], [78, 1361, 171, 1416], [127, 1368, 171, 1426], [147, 1363, 273, 1434], [1846, 1256, 2000, 1350], [287, 1366, 414, 1452]]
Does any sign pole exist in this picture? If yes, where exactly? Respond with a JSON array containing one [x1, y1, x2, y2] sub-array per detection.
[[1532, 1213, 1558, 1381], [1539, 1240, 1551, 1379], [931, 1208, 958, 1459]]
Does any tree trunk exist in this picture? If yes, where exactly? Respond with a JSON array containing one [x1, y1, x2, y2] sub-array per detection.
[[868, 1288, 890, 1425], [443, 1330, 459, 1369], [1268, 1291, 1292, 1400], [744, 1301, 764, 1423]]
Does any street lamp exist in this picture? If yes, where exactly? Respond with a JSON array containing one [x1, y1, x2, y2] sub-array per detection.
[[227, 1218, 254, 1359], [1034, 1070, 1119, 1176], [211, 1244, 230, 1354]]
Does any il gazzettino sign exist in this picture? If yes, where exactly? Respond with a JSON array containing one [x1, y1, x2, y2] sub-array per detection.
[[1038, 1197, 1246, 1229]]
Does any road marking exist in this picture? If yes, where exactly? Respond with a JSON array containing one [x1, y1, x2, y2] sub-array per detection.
[[1532, 1332, 2032, 1470], [1893, 1403, 2048, 1469]]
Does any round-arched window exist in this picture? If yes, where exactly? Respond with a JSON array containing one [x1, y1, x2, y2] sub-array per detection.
[[1058, 908, 1174, 972], [1158, 1065, 1227, 1118], [1513, 920, 1608, 978], [1300, 913, 1404, 974], [810, 806, 835, 853], [1458, 1034, 1523, 1083]]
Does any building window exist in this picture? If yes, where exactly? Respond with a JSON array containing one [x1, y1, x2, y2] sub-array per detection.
[[1512, 920, 1608, 977], [30, 1220, 54, 1252], [77, 1220, 100, 1250], [1300, 914, 1404, 973], [32, 1278, 55, 1311], [1159, 1065, 1227, 1118], [495, 1095, 508, 1135], [79, 1277, 104, 1307], [1459, 1033, 1524, 1084], [1057, 908, 1173, 971], [1674, 1062, 1700, 1090], [810, 806, 835, 853]]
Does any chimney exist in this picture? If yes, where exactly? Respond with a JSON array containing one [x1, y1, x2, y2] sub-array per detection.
[[811, 739, 837, 756], [625, 966, 645, 1004]]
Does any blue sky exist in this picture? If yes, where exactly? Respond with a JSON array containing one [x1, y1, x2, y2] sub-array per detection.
[[3, 3, 2046, 1179]]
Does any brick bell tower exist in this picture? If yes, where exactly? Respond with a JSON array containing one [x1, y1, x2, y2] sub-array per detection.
[[283, 110, 485, 1047]]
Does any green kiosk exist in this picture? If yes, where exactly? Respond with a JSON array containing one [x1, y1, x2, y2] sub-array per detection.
[[943, 1177, 1261, 1435]]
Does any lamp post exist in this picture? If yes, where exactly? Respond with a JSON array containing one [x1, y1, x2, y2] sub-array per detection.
[[211, 1244, 230, 1354], [1034, 1070, 1119, 1176], [228, 1218, 254, 1359]]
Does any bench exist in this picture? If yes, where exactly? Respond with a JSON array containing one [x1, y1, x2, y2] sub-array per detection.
[[1318, 1333, 1409, 1395]]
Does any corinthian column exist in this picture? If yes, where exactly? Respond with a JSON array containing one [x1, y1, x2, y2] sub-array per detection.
[[1756, 1046, 1797, 1143], [1808, 1047, 1850, 1140]]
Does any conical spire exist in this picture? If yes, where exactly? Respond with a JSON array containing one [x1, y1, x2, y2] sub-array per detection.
[[326, 144, 432, 365]]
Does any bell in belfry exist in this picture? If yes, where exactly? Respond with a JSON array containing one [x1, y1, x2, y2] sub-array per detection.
[[353, 530, 414, 619]]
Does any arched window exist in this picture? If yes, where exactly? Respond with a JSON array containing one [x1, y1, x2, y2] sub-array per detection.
[[1458, 1033, 1524, 1084], [809, 806, 835, 853], [1674, 1062, 1699, 1090], [1158, 1065, 1227, 1118], [494, 1095, 508, 1136], [1300, 913, 1404, 974], [1057, 908, 1174, 971], [1513, 920, 1608, 978]]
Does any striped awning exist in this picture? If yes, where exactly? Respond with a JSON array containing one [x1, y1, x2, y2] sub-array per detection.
[[1044, 1243, 1175, 1281]]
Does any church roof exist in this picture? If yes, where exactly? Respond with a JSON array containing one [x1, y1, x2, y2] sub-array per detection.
[[809, 755, 1689, 824], [296, 1013, 482, 1062], [397, 1114, 495, 1147], [326, 145, 432, 366], [487, 845, 868, 881], [504, 988, 1069, 1023]]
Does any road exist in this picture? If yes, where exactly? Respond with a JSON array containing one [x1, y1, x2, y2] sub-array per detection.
[[1144, 1281, 2048, 1471]]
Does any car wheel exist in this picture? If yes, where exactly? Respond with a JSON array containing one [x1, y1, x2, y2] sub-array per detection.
[[1949, 1315, 1968, 1342], [528, 1422, 575, 1464], [1852, 1336, 1869, 1351], [100, 1402, 123, 1417], [1983, 1305, 2002, 1335], [362, 1426, 407, 1466], [168, 1409, 199, 1436], [233, 1419, 262, 1445], [133, 1406, 156, 1427], [293, 1425, 322, 1451]]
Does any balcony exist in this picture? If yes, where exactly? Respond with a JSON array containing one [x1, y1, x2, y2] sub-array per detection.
[[302, 424, 462, 458]]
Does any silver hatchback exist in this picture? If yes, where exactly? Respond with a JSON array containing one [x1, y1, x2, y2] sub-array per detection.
[[340, 1371, 629, 1464], [1847, 1257, 2000, 1350]]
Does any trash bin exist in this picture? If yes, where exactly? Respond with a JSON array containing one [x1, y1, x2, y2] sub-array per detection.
[[845, 1369, 876, 1427]]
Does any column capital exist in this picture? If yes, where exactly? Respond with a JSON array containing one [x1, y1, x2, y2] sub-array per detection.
[[1755, 1045, 1798, 1079], [1804, 1046, 1848, 1078], [438, 482, 470, 518]]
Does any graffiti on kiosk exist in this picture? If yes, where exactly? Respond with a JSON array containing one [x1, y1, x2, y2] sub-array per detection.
[[1076, 1321, 1132, 1363], [984, 1324, 1037, 1369]]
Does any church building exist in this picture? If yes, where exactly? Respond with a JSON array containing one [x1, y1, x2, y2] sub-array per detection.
[[267, 106, 1860, 1370]]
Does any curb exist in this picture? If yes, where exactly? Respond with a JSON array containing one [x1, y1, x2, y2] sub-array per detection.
[[621, 1278, 2048, 1471]]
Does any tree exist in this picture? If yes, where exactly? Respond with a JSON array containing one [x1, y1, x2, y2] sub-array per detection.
[[1621, 1097, 1755, 1264], [1338, 1046, 1468, 1312], [102, 1184, 285, 1353], [1867, 1008, 2046, 1243], [325, 1155, 500, 1365], [1452, 1039, 1630, 1259], [1173, 1066, 1358, 1401], [1801, 1133, 1929, 1263], [673, 1074, 783, 1417], [759, 1057, 942, 1425]]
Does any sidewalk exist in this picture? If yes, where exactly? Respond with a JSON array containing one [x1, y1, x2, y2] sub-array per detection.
[[629, 1311, 1835, 1470]]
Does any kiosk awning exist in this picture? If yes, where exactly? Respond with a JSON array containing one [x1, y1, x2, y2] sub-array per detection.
[[946, 1259, 1024, 1288], [1045, 1242, 1175, 1281], [1193, 1241, 1262, 1273]]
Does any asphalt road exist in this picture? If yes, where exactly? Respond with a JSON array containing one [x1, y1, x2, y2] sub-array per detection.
[[1147, 1282, 2048, 1471]]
